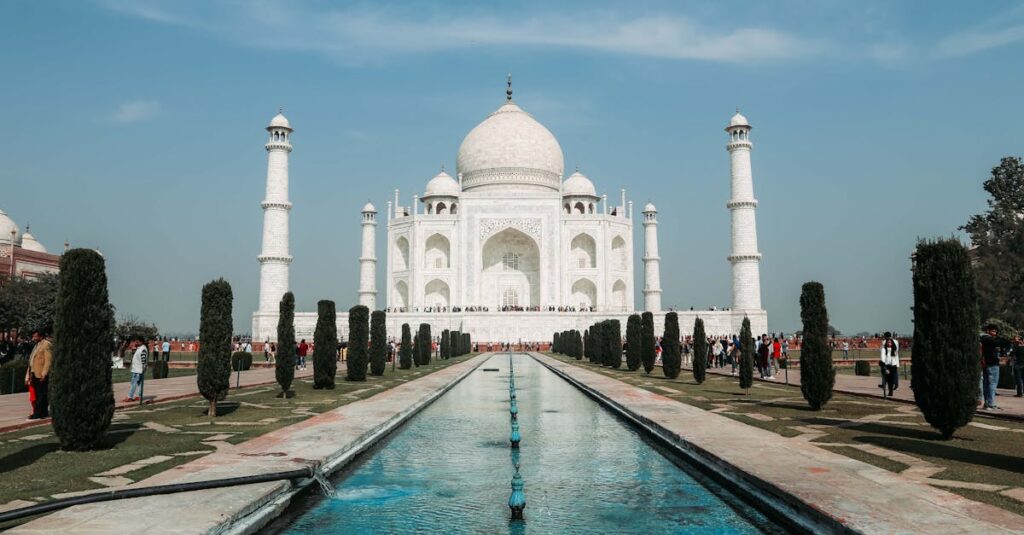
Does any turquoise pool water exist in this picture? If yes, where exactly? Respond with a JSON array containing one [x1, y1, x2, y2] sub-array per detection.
[[277, 354, 781, 534]]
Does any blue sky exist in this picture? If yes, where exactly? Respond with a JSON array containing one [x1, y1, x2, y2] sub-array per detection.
[[3, 1, 1023, 335]]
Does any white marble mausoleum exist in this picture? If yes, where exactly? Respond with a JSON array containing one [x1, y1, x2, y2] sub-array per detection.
[[252, 82, 767, 343]]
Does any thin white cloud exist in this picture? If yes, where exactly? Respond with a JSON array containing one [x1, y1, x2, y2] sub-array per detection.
[[111, 100, 162, 124], [932, 4, 1024, 58], [97, 1, 824, 64]]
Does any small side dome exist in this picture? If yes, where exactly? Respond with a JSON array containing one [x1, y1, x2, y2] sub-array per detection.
[[423, 171, 460, 197], [643, 202, 657, 212], [728, 111, 750, 128], [20, 228, 46, 253], [362, 202, 377, 213], [0, 209, 20, 245], [562, 171, 597, 197], [268, 111, 292, 130]]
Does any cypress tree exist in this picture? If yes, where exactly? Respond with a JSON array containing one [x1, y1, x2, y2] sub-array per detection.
[[692, 317, 708, 384], [462, 333, 470, 354], [347, 305, 369, 381], [197, 279, 233, 416], [450, 330, 460, 357], [799, 282, 835, 410], [625, 314, 642, 371], [641, 312, 656, 374], [739, 317, 754, 392], [369, 310, 387, 376], [399, 323, 413, 369], [50, 249, 115, 451], [419, 323, 432, 365], [275, 292, 296, 397], [606, 320, 622, 368], [440, 329, 449, 359], [554, 332, 562, 353], [911, 239, 980, 439], [412, 330, 420, 366], [574, 330, 584, 360], [583, 329, 591, 360], [592, 322, 604, 364], [312, 300, 338, 389], [662, 312, 681, 379]]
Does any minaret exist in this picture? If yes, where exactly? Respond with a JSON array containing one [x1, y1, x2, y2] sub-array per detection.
[[257, 109, 293, 313], [642, 202, 662, 312], [359, 202, 378, 309], [726, 109, 763, 310]]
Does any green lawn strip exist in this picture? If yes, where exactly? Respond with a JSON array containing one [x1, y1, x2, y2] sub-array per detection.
[[816, 444, 911, 474], [111, 368, 197, 383], [0, 355, 473, 509], [549, 354, 1024, 516]]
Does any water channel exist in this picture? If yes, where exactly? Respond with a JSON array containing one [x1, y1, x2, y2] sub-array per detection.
[[275, 354, 782, 534]]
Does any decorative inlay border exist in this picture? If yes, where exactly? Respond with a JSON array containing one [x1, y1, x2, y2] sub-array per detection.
[[478, 217, 542, 242]]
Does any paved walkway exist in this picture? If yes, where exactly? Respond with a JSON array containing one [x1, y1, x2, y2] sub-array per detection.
[[0, 366, 316, 433], [689, 362, 1024, 420], [11, 354, 490, 534], [536, 354, 1024, 534]]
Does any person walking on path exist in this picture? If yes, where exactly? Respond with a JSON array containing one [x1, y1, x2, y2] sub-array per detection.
[[297, 339, 309, 370], [125, 336, 148, 402], [879, 336, 899, 396], [24, 330, 52, 420], [1013, 336, 1024, 398], [980, 324, 1011, 410], [772, 337, 782, 377]]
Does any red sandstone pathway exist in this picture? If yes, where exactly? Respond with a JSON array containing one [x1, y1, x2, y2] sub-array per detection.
[[694, 363, 1024, 420], [0, 366, 317, 433]]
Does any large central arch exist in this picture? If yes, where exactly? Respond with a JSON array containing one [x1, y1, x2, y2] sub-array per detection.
[[480, 228, 540, 308]]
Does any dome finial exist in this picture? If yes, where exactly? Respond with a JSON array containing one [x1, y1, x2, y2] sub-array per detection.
[[440, 163, 445, 172], [279, 106, 283, 114], [506, 73, 513, 102]]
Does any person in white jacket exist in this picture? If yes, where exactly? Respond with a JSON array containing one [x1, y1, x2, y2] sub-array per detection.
[[879, 334, 899, 396], [125, 337, 148, 402]]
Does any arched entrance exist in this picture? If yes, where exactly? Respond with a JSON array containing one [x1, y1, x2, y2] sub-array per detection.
[[481, 228, 540, 309]]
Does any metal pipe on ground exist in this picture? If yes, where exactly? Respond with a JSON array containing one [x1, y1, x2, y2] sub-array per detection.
[[0, 466, 315, 524]]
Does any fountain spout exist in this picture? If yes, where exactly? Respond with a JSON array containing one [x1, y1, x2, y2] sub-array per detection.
[[510, 418, 521, 448], [509, 464, 526, 519]]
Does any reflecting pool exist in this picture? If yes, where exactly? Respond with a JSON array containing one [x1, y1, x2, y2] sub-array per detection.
[[277, 354, 781, 534]]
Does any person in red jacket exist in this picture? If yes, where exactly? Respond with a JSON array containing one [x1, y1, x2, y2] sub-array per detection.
[[297, 339, 309, 370]]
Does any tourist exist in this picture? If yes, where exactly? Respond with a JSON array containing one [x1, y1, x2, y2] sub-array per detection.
[[979, 324, 1010, 410], [125, 336, 148, 402], [842, 340, 850, 360], [758, 335, 771, 379], [24, 329, 52, 420], [162, 338, 171, 361], [297, 339, 309, 370], [1012, 336, 1024, 398], [263, 340, 270, 362], [782, 337, 789, 359], [772, 337, 782, 377], [879, 336, 899, 396]]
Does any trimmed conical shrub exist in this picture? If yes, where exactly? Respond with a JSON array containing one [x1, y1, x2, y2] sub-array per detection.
[[606, 320, 622, 368], [799, 282, 835, 410], [440, 329, 450, 359], [276, 292, 296, 396], [625, 314, 642, 371], [197, 279, 233, 416], [912, 239, 981, 439], [574, 330, 584, 360], [369, 310, 387, 376], [662, 312, 681, 379], [692, 317, 707, 384], [51, 249, 115, 451], [347, 305, 369, 381], [739, 317, 754, 392], [399, 323, 413, 369], [641, 312, 656, 374], [312, 300, 338, 389], [418, 323, 432, 365]]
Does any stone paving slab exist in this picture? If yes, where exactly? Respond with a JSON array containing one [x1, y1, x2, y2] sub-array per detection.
[[0, 367, 316, 434], [536, 354, 1024, 534], [10, 355, 490, 534]]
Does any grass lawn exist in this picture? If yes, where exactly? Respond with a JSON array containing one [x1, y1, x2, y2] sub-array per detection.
[[111, 368, 197, 383], [0, 354, 475, 521], [549, 353, 1024, 517]]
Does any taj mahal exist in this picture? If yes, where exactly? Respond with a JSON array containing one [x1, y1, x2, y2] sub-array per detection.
[[251, 80, 767, 343]]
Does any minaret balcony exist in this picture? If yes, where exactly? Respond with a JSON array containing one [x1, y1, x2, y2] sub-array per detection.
[[258, 254, 293, 264], [726, 199, 758, 209], [261, 201, 293, 210]]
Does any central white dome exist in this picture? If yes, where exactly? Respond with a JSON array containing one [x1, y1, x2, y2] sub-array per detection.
[[456, 101, 564, 192]]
